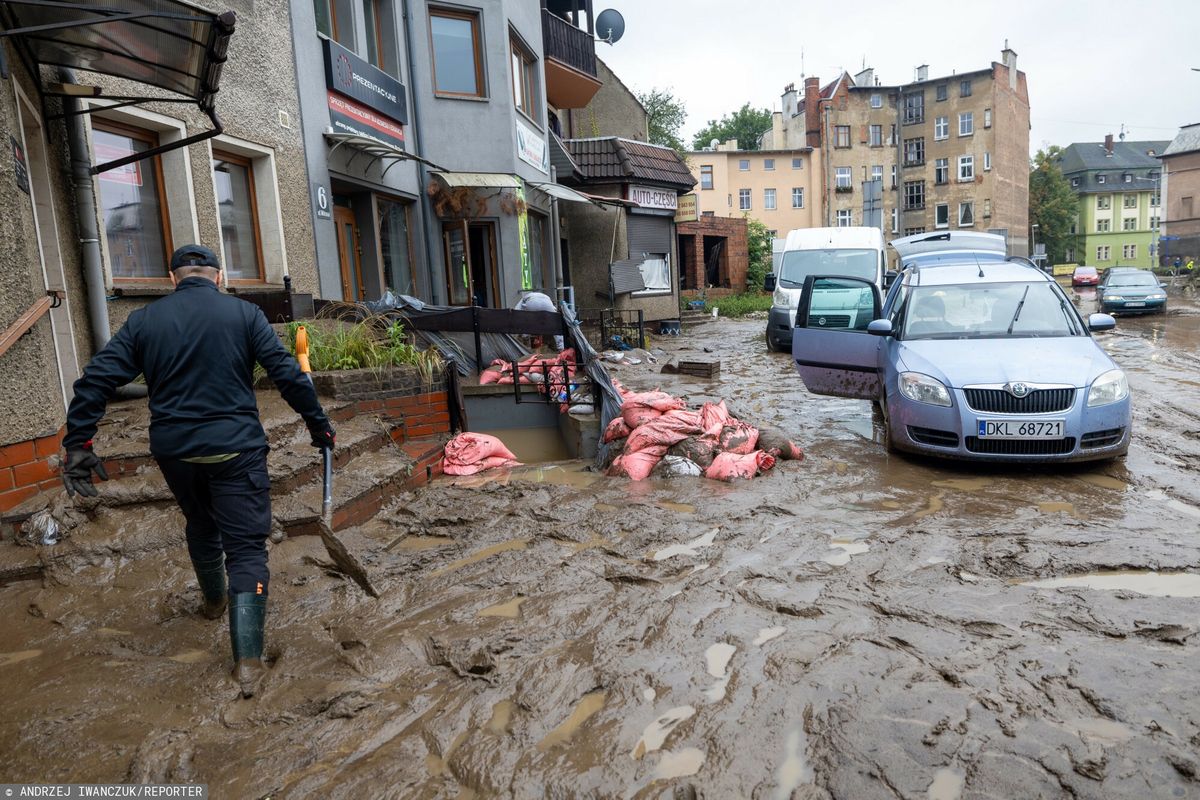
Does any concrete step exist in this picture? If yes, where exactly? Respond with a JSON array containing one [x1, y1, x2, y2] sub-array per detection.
[[273, 445, 417, 536]]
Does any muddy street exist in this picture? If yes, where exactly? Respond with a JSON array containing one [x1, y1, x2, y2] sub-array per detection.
[[3, 290, 1200, 799]]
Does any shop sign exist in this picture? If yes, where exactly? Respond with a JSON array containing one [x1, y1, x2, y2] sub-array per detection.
[[11, 135, 29, 194], [322, 38, 407, 125], [327, 91, 406, 151], [515, 118, 548, 173], [627, 184, 678, 211], [674, 193, 698, 222]]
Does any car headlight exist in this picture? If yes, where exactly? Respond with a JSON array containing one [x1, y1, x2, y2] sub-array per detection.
[[1104, 294, 1123, 301], [1147, 293, 1166, 300], [898, 372, 952, 407], [773, 286, 791, 310], [1087, 369, 1129, 407]]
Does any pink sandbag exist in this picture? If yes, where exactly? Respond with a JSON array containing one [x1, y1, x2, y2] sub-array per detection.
[[757, 425, 804, 461], [626, 412, 703, 454], [608, 444, 667, 481], [443, 433, 522, 475], [699, 400, 731, 437], [603, 416, 631, 443], [622, 404, 663, 429], [705, 450, 776, 481], [718, 420, 760, 455], [625, 391, 687, 413]]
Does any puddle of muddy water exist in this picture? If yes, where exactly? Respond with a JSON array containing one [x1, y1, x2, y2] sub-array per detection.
[[477, 597, 524, 619], [657, 501, 696, 513], [387, 535, 454, 552], [631, 705, 695, 759], [537, 691, 606, 750], [1063, 717, 1135, 742], [931, 478, 992, 492], [926, 767, 965, 800], [703, 643, 737, 702], [477, 427, 571, 463], [1019, 571, 1200, 597], [754, 627, 786, 646], [653, 747, 705, 780], [1037, 501, 1078, 516], [652, 529, 718, 561], [1076, 473, 1128, 491], [0, 650, 42, 668], [430, 539, 529, 577], [487, 699, 514, 735], [167, 650, 208, 664], [642, 688, 656, 702], [774, 727, 812, 800], [913, 494, 945, 519], [822, 539, 870, 566]]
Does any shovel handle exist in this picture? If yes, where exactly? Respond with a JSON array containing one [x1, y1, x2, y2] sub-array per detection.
[[321, 445, 333, 521]]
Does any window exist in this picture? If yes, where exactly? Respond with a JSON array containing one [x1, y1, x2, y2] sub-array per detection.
[[934, 115, 948, 140], [983, 152, 991, 171], [791, 187, 804, 208], [635, 255, 671, 295], [764, 188, 776, 210], [93, 120, 171, 280], [984, 108, 992, 128], [958, 201, 974, 226], [1071, 177, 1080, 187], [1097, 174, 1106, 184], [891, 164, 897, 188], [510, 35, 540, 119], [430, 8, 485, 97], [700, 165, 713, 190], [738, 159, 750, 171], [314, 0, 355, 49], [1065, 248, 1074, 262], [764, 158, 775, 171], [960, 79, 972, 97], [1123, 244, 1137, 259], [983, 198, 991, 218], [935, 158, 949, 183], [1123, 174, 1132, 184], [903, 180, 925, 210], [903, 137, 925, 166], [1096, 219, 1110, 232], [889, 124, 896, 145], [1150, 215, 1160, 229], [792, 157, 803, 169], [378, 197, 417, 294], [211, 151, 263, 282], [834, 125, 851, 148], [871, 165, 883, 183], [1097, 195, 1111, 210], [870, 93, 883, 108], [903, 92, 924, 124], [1183, 196, 1193, 216], [767, 230, 777, 238], [904, 226, 926, 236], [836, 209, 852, 227], [891, 208, 898, 233], [1152, 192, 1161, 207], [739, 188, 751, 210], [868, 124, 883, 147], [935, 203, 949, 228], [835, 166, 852, 188], [1097, 245, 1110, 261], [1123, 194, 1137, 209], [958, 111, 974, 136], [936, 84, 948, 102], [958, 154, 974, 181], [1122, 217, 1136, 231]]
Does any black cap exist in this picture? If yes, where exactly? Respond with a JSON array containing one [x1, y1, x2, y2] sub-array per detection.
[[170, 244, 220, 271]]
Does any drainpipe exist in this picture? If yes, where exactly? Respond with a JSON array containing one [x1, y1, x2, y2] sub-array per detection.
[[401, 0, 440, 302], [60, 67, 110, 352], [550, 165, 564, 297]]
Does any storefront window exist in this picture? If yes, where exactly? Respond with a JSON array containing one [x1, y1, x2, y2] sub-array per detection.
[[443, 224, 470, 305], [212, 152, 263, 281], [378, 198, 415, 296], [529, 210, 550, 290], [93, 121, 170, 279]]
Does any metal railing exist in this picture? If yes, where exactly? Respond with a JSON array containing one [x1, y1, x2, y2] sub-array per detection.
[[542, 10, 597, 77]]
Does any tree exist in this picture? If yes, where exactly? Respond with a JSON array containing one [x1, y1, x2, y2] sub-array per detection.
[[744, 216, 773, 291], [692, 103, 773, 151], [637, 88, 687, 153], [1029, 146, 1080, 264]]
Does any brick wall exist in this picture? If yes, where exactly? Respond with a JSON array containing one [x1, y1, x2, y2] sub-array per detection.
[[677, 216, 749, 293], [312, 365, 441, 402], [0, 429, 64, 510]]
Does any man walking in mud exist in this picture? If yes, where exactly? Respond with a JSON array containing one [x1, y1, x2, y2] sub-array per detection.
[[59, 244, 335, 698]]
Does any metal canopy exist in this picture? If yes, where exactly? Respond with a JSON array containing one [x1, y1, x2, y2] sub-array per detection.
[[431, 171, 521, 190], [0, 0, 236, 173], [527, 180, 593, 204], [324, 131, 442, 176]]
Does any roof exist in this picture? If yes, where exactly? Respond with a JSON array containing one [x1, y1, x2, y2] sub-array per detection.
[[1058, 140, 1170, 173], [1162, 124, 1200, 158], [562, 137, 696, 189]]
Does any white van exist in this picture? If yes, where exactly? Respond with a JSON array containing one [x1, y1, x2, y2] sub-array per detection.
[[763, 227, 887, 352]]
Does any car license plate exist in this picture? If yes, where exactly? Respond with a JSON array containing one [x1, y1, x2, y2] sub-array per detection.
[[977, 419, 1064, 440], [1125, 301, 1145, 307]]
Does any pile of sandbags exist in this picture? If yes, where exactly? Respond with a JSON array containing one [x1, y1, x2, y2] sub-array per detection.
[[604, 390, 802, 482], [478, 349, 583, 412], [443, 433, 522, 476]]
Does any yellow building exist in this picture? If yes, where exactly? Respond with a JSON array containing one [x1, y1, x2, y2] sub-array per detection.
[[685, 140, 824, 238]]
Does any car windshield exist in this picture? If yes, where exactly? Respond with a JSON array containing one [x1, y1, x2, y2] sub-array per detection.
[[779, 248, 877, 286], [1076, 267, 1097, 275], [1109, 273, 1158, 287], [902, 282, 1082, 339]]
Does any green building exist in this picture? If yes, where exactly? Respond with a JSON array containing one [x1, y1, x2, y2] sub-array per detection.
[[1058, 137, 1169, 269]]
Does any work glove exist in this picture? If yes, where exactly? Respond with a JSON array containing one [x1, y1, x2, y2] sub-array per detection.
[[62, 443, 109, 498], [310, 422, 336, 450]]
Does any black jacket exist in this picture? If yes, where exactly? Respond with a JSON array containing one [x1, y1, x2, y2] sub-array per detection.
[[64, 277, 329, 459]]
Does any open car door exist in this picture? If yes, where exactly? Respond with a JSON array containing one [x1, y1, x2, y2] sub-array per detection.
[[791, 276, 883, 399]]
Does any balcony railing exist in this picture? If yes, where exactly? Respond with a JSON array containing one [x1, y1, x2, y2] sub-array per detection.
[[542, 10, 596, 77]]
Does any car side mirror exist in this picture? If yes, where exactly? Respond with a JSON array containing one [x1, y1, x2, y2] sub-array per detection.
[[763, 273, 777, 292], [1088, 313, 1116, 332], [867, 318, 894, 337], [883, 270, 898, 289]]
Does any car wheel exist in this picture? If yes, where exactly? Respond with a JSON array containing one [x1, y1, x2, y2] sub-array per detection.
[[766, 332, 785, 353], [873, 398, 898, 454]]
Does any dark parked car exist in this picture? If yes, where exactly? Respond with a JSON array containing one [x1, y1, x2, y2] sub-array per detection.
[[1097, 269, 1167, 314], [1072, 266, 1099, 286]]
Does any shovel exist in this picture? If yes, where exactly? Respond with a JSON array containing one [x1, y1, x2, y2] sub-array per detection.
[[296, 325, 379, 598]]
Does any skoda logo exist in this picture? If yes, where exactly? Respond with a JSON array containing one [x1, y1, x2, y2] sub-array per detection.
[[818, 317, 827, 326], [1007, 382, 1030, 398], [335, 53, 353, 90]]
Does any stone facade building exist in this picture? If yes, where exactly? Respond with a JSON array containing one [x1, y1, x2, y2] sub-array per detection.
[[760, 48, 1031, 256], [1160, 124, 1200, 266]]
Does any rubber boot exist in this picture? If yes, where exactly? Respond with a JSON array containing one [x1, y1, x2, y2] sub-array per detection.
[[228, 593, 267, 699], [191, 555, 228, 620]]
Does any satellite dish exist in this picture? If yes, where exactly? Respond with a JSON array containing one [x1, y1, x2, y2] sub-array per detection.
[[596, 8, 625, 44]]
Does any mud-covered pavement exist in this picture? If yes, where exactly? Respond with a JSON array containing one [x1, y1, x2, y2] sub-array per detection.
[[3, 286, 1200, 799]]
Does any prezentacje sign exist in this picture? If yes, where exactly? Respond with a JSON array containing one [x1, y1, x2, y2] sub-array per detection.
[[627, 185, 678, 211]]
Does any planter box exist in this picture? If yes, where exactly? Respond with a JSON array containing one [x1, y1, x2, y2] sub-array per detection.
[[311, 365, 441, 402]]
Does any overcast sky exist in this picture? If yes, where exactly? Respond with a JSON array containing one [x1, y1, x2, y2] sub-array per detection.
[[595, 0, 1200, 154]]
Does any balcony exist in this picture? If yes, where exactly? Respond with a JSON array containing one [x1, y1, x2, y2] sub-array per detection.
[[542, 7, 600, 109]]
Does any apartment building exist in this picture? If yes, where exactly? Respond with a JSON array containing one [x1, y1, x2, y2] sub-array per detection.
[[1160, 124, 1200, 265], [1058, 136, 1168, 269], [685, 140, 823, 238], [760, 47, 1031, 255]]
